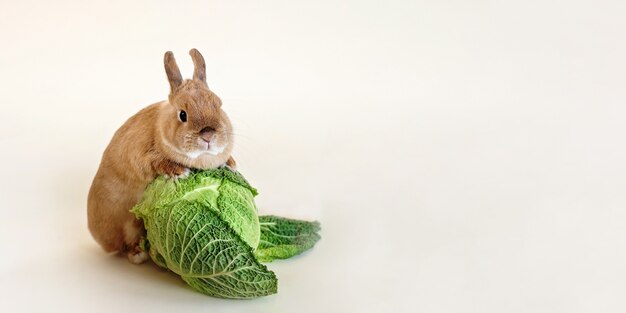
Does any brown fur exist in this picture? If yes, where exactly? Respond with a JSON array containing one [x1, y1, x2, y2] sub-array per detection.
[[87, 49, 235, 262]]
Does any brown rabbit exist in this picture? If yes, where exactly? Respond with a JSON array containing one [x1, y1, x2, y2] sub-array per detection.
[[87, 49, 236, 264]]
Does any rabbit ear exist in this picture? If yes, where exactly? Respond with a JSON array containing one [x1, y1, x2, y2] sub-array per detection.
[[189, 48, 207, 86], [164, 51, 183, 93]]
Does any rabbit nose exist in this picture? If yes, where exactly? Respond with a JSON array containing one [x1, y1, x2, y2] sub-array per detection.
[[200, 127, 215, 143]]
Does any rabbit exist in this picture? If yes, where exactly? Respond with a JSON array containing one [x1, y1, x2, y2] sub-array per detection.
[[87, 49, 236, 264]]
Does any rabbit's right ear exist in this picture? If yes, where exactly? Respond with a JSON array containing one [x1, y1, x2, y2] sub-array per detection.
[[164, 51, 182, 93]]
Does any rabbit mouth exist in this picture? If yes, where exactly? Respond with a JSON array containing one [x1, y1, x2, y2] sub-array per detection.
[[185, 143, 225, 159]]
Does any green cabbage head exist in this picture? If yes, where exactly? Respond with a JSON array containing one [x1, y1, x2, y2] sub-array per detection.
[[131, 167, 320, 299]]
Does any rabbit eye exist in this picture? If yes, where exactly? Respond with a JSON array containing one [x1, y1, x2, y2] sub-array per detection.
[[178, 110, 187, 122]]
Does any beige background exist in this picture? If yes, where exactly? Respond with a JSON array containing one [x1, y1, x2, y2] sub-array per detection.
[[1, 0, 626, 312]]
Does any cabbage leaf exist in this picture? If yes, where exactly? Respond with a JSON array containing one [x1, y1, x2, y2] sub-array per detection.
[[255, 216, 321, 262], [131, 168, 320, 299]]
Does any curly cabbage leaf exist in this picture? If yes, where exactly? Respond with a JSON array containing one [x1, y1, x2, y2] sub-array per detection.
[[255, 216, 321, 262], [131, 167, 320, 299], [133, 168, 260, 249]]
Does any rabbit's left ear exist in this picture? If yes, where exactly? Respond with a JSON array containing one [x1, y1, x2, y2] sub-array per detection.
[[189, 48, 207, 87]]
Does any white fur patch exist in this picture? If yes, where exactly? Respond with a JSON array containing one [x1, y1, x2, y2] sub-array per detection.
[[186, 150, 206, 159], [164, 167, 190, 180], [186, 144, 226, 159], [178, 167, 191, 179], [207, 144, 226, 156], [128, 251, 149, 264]]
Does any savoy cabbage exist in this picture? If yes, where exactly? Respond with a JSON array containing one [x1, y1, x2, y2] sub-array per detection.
[[131, 167, 320, 299]]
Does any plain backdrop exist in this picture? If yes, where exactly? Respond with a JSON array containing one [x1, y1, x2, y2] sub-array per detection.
[[1, 0, 626, 312]]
